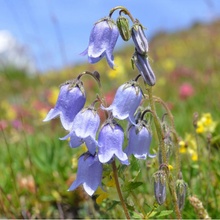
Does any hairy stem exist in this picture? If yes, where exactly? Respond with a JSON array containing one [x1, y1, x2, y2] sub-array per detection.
[[147, 87, 167, 164], [111, 160, 130, 219], [153, 95, 181, 176], [109, 6, 136, 23], [147, 87, 182, 219]]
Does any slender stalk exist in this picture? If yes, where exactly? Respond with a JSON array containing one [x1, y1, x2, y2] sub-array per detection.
[[168, 175, 182, 219], [109, 6, 136, 23], [146, 87, 182, 219], [1, 129, 20, 203], [147, 87, 167, 164], [111, 160, 130, 219], [152, 95, 181, 175]]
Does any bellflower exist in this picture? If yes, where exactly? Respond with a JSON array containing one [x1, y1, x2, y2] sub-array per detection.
[[60, 107, 100, 155], [43, 81, 86, 131], [102, 81, 142, 124], [132, 51, 156, 86], [98, 121, 129, 165], [81, 17, 119, 69], [131, 22, 149, 55], [125, 122, 155, 160], [68, 153, 103, 196]]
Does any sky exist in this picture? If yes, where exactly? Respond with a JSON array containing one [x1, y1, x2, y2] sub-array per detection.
[[0, 0, 220, 73]]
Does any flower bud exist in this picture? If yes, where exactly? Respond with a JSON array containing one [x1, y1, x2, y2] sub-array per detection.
[[153, 170, 166, 205], [176, 179, 187, 211], [131, 22, 148, 55], [116, 16, 131, 41], [132, 51, 156, 86]]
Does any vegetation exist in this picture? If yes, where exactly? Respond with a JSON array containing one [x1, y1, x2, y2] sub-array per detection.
[[0, 20, 220, 218]]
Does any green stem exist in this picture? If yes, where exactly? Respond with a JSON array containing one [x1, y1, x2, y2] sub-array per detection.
[[111, 160, 130, 219], [146, 87, 182, 219], [109, 6, 136, 23], [147, 87, 167, 164], [153, 96, 181, 175], [168, 175, 182, 219]]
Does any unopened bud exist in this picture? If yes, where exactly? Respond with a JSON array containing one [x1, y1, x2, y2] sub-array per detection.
[[176, 179, 187, 211], [116, 16, 131, 41], [132, 52, 156, 86], [153, 170, 166, 205], [131, 22, 148, 55]]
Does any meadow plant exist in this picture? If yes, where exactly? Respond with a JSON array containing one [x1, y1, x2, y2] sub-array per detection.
[[43, 6, 213, 219]]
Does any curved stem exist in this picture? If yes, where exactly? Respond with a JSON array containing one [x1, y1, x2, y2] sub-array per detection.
[[146, 87, 182, 219], [147, 87, 167, 164], [109, 6, 136, 23], [111, 160, 130, 219], [152, 95, 181, 175]]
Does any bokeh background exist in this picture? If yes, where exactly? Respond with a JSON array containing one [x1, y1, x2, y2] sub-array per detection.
[[1, 0, 220, 218]]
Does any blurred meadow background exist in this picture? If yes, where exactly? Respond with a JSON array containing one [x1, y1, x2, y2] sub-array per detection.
[[0, 0, 220, 218]]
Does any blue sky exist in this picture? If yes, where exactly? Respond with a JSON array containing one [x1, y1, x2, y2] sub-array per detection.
[[0, 0, 220, 72]]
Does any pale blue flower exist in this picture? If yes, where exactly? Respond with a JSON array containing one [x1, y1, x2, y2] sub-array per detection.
[[81, 17, 119, 68], [68, 153, 103, 196], [98, 121, 129, 165], [125, 122, 155, 160], [60, 108, 100, 155], [102, 81, 142, 125], [43, 82, 86, 130]]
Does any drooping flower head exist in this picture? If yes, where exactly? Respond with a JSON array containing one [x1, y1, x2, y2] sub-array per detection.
[[125, 116, 155, 160], [68, 152, 103, 196], [43, 80, 86, 131], [60, 105, 100, 155], [131, 21, 149, 55], [132, 51, 156, 86], [102, 80, 142, 125], [98, 119, 129, 165], [81, 17, 119, 69]]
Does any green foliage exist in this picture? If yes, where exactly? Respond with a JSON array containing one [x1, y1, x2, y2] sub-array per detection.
[[0, 20, 220, 218]]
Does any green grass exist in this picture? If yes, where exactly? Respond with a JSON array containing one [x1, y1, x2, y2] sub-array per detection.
[[0, 20, 220, 218]]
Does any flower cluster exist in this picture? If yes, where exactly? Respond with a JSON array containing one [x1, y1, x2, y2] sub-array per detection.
[[43, 6, 186, 218], [43, 7, 157, 197]]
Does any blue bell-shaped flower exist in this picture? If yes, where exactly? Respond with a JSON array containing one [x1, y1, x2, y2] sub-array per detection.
[[43, 81, 86, 131], [125, 122, 155, 160], [98, 120, 129, 165], [102, 81, 142, 125], [60, 107, 100, 155], [68, 153, 103, 196], [131, 22, 149, 55], [81, 17, 119, 69]]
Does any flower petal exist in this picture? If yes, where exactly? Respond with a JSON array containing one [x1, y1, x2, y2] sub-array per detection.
[[125, 124, 153, 160], [43, 84, 86, 130], [98, 123, 128, 164], [68, 154, 103, 196], [102, 82, 142, 124]]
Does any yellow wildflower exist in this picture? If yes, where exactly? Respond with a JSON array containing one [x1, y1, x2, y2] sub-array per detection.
[[48, 87, 59, 105], [196, 113, 216, 134], [179, 140, 187, 153], [168, 164, 174, 170], [179, 134, 198, 161], [95, 187, 109, 204], [1, 101, 17, 121], [39, 108, 48, 121], [107, 56, 125, 80]]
